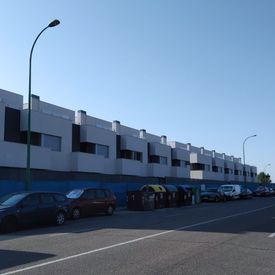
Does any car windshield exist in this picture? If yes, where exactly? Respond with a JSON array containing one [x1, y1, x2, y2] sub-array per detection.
[[221, 186, 233, 191], [66, 189, 84, 199], [0, 193, 26, 206]]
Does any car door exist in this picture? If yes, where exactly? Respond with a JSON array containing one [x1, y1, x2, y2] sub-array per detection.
[[80, 189, 96, 216], [39, 193, 56, 223], [94, 189, 107, 213], [17, 194, 40, 227]]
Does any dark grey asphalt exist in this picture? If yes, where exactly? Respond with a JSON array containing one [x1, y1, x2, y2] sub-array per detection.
[[1, 197, 275, 275]]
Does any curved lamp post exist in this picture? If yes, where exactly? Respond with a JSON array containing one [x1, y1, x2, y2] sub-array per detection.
[[242, 134, 257, 190], [26, 19, 60, 191]]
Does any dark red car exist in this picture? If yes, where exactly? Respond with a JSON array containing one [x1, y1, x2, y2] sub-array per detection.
[[66, 188, 116, 220]]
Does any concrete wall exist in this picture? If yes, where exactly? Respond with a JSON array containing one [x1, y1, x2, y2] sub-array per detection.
[[116, 159, 147, 176], [0, 102, 4, 141], [0, 89, 23, 109], [21, 109, 73, 153]]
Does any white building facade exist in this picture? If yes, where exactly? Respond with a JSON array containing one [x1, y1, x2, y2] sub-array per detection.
[[0, 89, 258, 183]]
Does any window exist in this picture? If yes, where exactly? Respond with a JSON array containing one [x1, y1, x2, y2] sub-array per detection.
[[96, 190, 105, 199], [160, 156, 168, 165], [22, 194, 40, 207], [41, 194, 55, 204], [54, 194, 66, 202], [149, 155, 160, 164], [85, 190, 96, 199], [96, 144, 109, 158], [172, 159, 181, 167], [133, 152, 142, 162], [80, 142, 95, 154], [204, 164, 211, 171], [42, 134, 61, 152]]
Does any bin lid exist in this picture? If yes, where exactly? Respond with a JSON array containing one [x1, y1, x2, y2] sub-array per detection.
[[163, 185, 178, 192], [177, 185, 192, 191], [140, 185, 166, 193]]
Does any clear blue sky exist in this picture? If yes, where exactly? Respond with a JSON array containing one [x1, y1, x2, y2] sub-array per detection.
[[1, 0, 274, 180]]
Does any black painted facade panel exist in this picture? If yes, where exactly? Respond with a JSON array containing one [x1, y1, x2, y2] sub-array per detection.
[[4, 107, 21, 143]]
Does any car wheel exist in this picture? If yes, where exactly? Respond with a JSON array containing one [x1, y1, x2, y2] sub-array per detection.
[[1, 216, 17, 233], [106, 205, 114, 216], [72, 208, 81, 220], [55, 211, 66, 226]]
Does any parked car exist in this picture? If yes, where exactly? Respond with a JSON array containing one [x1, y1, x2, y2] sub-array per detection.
[[0, 191, 69, 233], [254, 186, 272, 197], [268, 187, 275, 196], [240, 187, 253, 199], [200, 188, 226, 202], [66, 188, 116, 220], [219, 184, 241, 200]]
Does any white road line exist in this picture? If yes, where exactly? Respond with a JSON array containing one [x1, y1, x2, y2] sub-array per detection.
[[268, 232, 275, 238], [1, 204, 274, 275]]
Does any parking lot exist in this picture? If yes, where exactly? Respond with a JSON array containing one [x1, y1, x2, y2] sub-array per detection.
[[1, 197, 275, 275]]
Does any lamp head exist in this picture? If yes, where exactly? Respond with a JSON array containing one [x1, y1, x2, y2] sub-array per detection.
[[48, 19, 60, 28]]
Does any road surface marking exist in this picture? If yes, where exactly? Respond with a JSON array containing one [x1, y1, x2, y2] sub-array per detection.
[[268, 232, 275, 238], [1, 204, 275, 275]]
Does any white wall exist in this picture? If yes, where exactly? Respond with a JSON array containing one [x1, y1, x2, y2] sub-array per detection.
[[149, 142, 171, 165], [171, 167, 190, 178], [80, 125, 116, 160], [0, 102, 5, 141], [120, 135, 148, 163], [171, 148, 190, 161], [71, 152, 116, 174], [147, 163, 171, 177], [190, 152, 212, 165], [0, 89, 23, 110], [20, 109, 73, 153], [116, 159, 147, 176]]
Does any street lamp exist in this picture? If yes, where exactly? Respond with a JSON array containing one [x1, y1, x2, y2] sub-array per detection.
[[242, 134, 257, 190], [25, 19, 60, 191]]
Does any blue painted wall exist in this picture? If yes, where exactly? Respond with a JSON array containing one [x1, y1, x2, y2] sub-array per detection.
[[0, 180, 269, 207]]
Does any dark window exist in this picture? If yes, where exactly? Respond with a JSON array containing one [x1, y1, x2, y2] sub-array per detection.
[[4, 107, 21, 143], [104, 189, 112, 197], [149, 155, 160, 164], [72, 124, 80, 152], [212, 166, 218, 172], [54, 194, 66, 202], [133, 152, 142, 162], [172, 159, 181, 167], [225, 168, 229, 174], [120, 150, 132, 159], [41, 194, 55, 204], [80, 142, 96, 154], [20, 131, 41, 146], [85, 190, 96, 199], [191, 163, 204, 170], [22, 194, 40, 207], [95, 190, 105, 199]]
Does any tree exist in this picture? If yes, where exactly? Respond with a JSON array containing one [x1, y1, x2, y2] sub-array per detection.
[[257, 172, 271, 184]]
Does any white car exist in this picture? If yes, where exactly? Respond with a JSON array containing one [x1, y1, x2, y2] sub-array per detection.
[[219, 184, 241, 200]]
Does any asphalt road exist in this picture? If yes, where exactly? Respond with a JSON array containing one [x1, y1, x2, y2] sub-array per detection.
[[1, 197, 275, 275]]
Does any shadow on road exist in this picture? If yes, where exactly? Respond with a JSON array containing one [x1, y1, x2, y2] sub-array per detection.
[[0, 249, 55, 270]]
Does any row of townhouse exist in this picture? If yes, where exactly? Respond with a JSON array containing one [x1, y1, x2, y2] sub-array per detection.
[[0, 88, 258, 183]]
